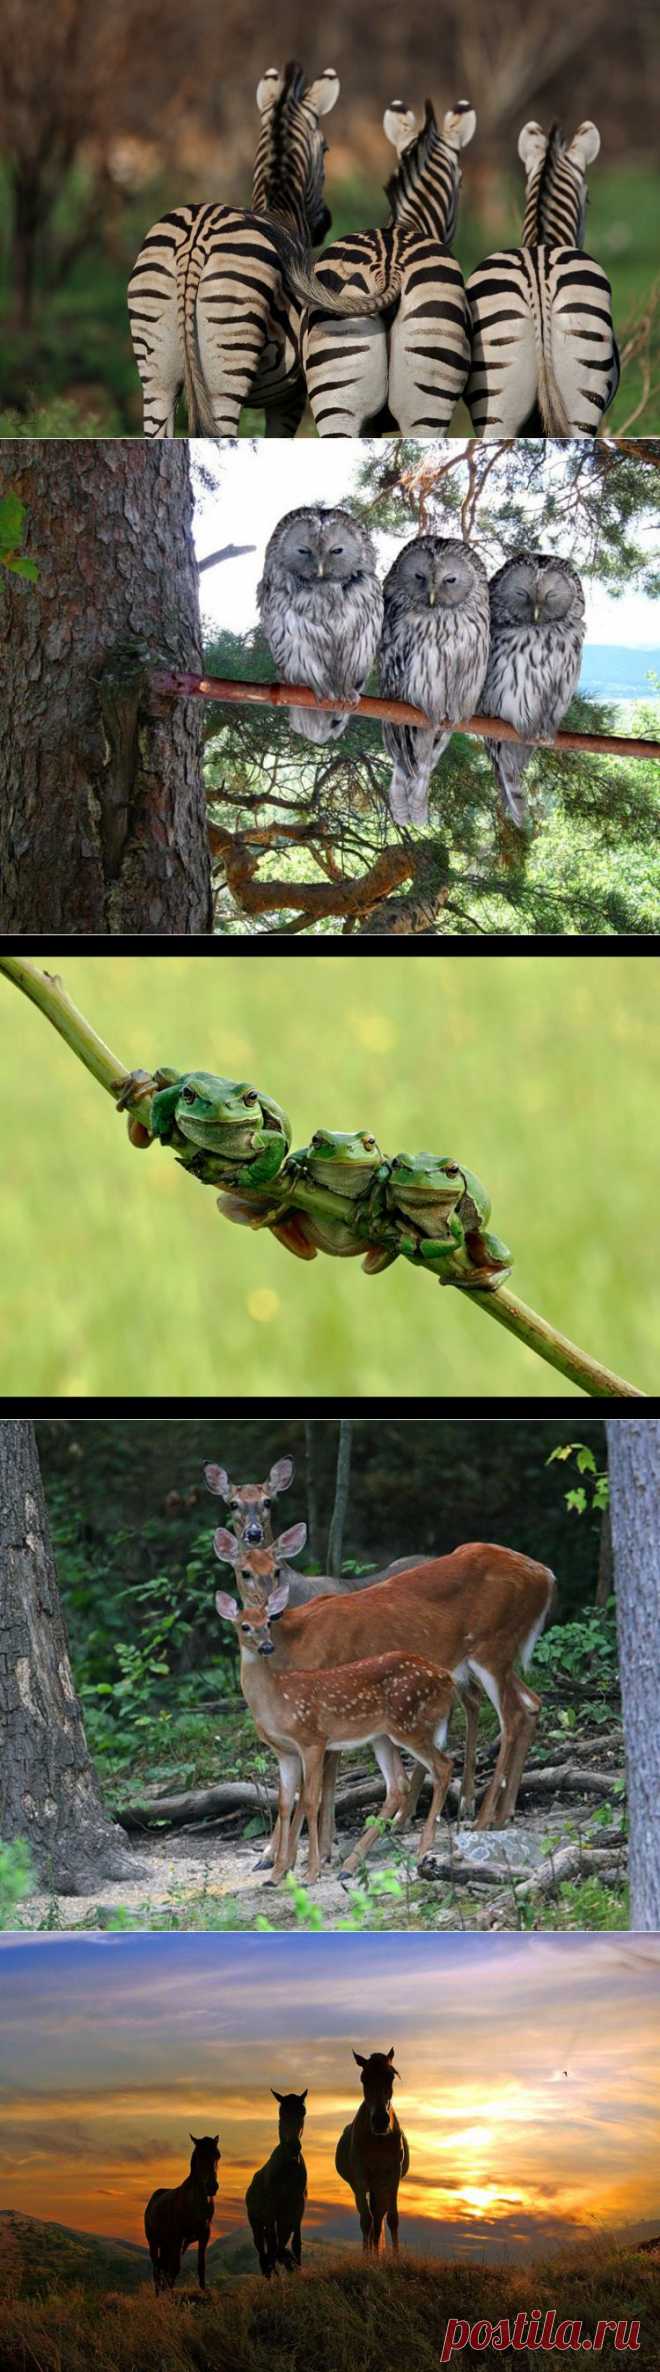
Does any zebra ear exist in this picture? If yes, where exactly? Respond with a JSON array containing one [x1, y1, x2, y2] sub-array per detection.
[[305, 69, 340, 117], [518, 122, 547, 175], [567, 121, 601, 169], [383, 103, 418, 157], [442, 105, 476, 152], [256, 69, 284, 112]]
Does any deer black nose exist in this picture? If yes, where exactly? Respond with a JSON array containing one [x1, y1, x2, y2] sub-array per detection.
[[245, 1521, 263, 1542], [259, 1638, 275, 1656]]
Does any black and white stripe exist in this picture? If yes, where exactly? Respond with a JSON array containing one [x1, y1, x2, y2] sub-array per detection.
[[299, 100, 475, 435], [466, 119, 620, 438], [127, 64, 384, 436]]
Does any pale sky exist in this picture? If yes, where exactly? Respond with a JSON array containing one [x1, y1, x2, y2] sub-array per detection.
[[1, 1933, 658, 2261], [191, 441, 660, 656]]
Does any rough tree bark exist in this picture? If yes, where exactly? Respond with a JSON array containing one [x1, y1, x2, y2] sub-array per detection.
[[326, 1420, 353, 1575], [0, 1420, 145, 1891], [0, 442, 211, 933], [595, 1503, 613, 1607], [606, 1419, 660, 1929]]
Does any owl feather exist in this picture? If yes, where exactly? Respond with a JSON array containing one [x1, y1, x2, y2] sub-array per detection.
[[482, 549, 586, 828], [258, 505, 383, 746], [379, 536, 490, 826]]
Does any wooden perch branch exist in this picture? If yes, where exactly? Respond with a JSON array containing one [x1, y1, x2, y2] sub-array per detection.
[[153, 671, 660, 762]]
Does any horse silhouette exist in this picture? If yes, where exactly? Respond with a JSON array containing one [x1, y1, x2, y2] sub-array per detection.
[[336, 2050, 409, 2252], [144, 2133, 220, 2292], [246, 2091, 308, 2278]]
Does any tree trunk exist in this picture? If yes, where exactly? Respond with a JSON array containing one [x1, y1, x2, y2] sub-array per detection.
[[606, 1419, 660, 1929], [327, 1420, 353, 1575], [0, 442, 212, 934], [9, 166, 45, 329], [595, 1503, 613, 1606], [0, 1421, 144, 1892], [304, 1421, 321, 1564]]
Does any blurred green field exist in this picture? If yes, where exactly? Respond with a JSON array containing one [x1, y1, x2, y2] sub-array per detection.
[[0, 162, 657, 436], [0, 956, 657, 1399]]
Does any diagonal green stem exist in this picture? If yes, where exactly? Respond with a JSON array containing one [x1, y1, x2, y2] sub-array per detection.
[[462, 1284, 644, 1399], [0, 956, 130, 1097], [0, 956, 645, 1399]]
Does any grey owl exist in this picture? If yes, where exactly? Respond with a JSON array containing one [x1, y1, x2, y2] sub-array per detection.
[[257, 505, 383, 745], [482, 551, 586, 828], [379, 537, 490, 827]]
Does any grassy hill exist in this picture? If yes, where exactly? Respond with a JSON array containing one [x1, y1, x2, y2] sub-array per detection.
[[0, 2209, 149, 2296], [0, 2233, 657, 2370]]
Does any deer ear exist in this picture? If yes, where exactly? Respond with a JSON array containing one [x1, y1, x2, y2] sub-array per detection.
[[215, 1591, 239, 1623], [353, 2051, 367, 2069], [442, 103, 476, 152], [256, 68, 283, 112], [268, 1457, 295, 1494], [383, 102, 418, 156], [518, 121, 546, 174], [213, 1527, 241, 1564], [204, 1464, 231, 1497], [266, 1579, 291, 1619], [566, 120, 601, 168], [305, 69, 340, 117], [275, 1521, 307, 1557]]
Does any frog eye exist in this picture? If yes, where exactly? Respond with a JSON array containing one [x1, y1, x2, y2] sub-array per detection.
[[443, 1163, 460, 1177], [242, 1090, 259, 1107], [362, 1136, 377, 1151], [181, 1086, 198, 1106]]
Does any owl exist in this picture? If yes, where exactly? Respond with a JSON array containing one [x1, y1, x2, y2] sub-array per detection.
[[378, 537, 490, 827], [482, 551, 586, 828], [257, 505, 383, 746]]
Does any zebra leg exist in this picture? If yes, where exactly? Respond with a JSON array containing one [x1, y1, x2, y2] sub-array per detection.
[[465, 268, 538, 438], [128, 234, 182, 437], [263, 379, 307, 436], [302, 313, 388, 436]]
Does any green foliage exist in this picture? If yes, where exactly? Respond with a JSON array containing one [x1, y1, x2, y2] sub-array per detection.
[[0, 491, 37, 579], [0, 1839, 33, 1925], [548, 1441, 610, 1522]]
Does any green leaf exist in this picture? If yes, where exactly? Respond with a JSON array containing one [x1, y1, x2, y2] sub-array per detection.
[[576, 1447, 597, 1474], [566, 1487, 587, 1514], [0, 493, 25, 550], [3, 554, 39, 582]]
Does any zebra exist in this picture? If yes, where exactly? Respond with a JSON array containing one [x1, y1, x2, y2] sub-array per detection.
[[127, 63, 394, 436], [299, 98, 476, 435], [465, 120, 620, 437]]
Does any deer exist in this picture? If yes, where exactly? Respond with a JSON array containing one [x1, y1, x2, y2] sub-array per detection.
[[144, 2134, 220, 2292], [336, 2050, 409, 2254], [246, 2090, 308, 2278], [215, 1538, 456, 1882], [203, 1453, 431, 1599], [214, 1526, 555, 1862]]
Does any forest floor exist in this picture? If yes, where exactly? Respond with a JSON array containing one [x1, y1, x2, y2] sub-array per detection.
[[21, 1715, 627, 1934]]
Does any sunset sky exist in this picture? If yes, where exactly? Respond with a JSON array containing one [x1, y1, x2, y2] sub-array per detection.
[[0, 1932, 658, 2263]]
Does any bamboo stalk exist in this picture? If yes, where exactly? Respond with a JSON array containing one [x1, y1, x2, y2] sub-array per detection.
[[153, 672, 660, 762]]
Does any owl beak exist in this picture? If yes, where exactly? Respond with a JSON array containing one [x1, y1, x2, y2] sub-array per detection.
[[317, 560, 325, 578], [428, 588, 436, 608], [533, 600, 541, 622]]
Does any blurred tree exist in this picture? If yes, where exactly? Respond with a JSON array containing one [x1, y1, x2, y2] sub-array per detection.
[[606, 1418, 660, 1929], [327, 1421, 354, 1573], [0, 441, 211, 932], [0, 1420, 142, 1889]]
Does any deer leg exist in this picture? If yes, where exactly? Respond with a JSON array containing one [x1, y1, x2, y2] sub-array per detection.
[[416, 1747, 454, 1860], [318, 1750, 339, 1865], [457, 1680, 482, 1822], [474, 1672, 539, 1830], [270, 1753, 301, 1882], [339, 1737, 408, 1877], [301, 1742, 326, 1884]]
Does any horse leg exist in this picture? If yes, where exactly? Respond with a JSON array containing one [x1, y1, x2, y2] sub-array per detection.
[[370, 2193, 385, 2254], [197, 2234, 207, 2290], [355, 2186, 373, 2252], [386, 2196, 400, 2254], [291, 2220, 302, 2268]]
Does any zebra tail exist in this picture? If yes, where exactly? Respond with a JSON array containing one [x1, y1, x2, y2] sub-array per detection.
[[265, 218, 403, 318], [535, 312, 571, 437], [178, 243, 217, 435]]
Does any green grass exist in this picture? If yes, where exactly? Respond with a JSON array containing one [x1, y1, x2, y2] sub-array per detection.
[[0, 2247, 656, 2371], [0, 162, 657, 435], [0, 954, 657, 1398]]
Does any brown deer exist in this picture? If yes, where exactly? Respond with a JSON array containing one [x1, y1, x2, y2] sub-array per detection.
[[215, 1550, 456, 1882], [215, 1528, 555, 1847], [144, 2134, 220, 2292], [204, 1454, 431, 1600], [246, 2090, 308, 2278], [336, 2050, 409, 2253]]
